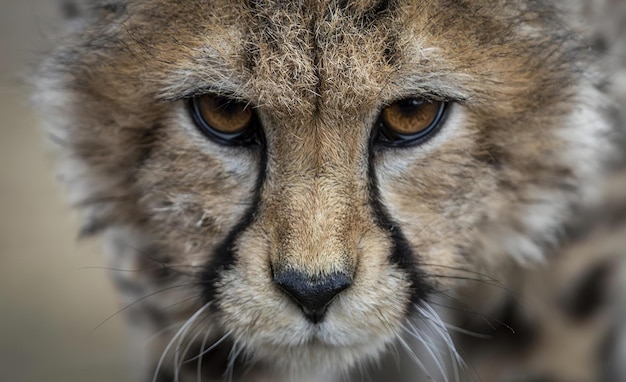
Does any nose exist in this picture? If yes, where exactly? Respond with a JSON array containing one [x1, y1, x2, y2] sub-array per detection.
[[274, 270, 351, 323]]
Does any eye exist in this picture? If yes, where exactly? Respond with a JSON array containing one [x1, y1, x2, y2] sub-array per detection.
[[190, 95, 258, 145], [376, 98, 447, 146]]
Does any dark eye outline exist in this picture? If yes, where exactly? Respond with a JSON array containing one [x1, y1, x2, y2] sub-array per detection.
[[374, 99, 448, 147], [189, 95, 260, 146]]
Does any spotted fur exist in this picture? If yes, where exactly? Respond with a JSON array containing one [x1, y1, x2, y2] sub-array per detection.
[[37, 1, 625, 381]]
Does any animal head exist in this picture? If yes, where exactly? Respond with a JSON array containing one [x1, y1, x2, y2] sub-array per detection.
[[37, 0, 611, 378]]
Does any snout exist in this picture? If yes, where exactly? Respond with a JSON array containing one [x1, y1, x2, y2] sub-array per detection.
[[274, 269, 352, 323]]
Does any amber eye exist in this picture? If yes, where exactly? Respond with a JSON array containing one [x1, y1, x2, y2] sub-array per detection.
[[190, 95, 258, 145], [376, 98, 446, 146]]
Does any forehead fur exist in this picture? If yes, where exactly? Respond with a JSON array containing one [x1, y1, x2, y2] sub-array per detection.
[[58, 0, 582, 121]]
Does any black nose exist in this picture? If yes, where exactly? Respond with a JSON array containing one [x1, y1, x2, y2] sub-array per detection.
[[274, 270, 351, 323]]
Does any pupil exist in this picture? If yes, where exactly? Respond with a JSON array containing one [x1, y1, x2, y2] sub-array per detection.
[[218, 99, 242, 114], [396, 98, 424, 116]]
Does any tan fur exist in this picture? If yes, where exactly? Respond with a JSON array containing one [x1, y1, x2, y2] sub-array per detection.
[[36, 1, 624, 381]]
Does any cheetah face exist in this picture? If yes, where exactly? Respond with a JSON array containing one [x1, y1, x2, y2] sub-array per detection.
[[38, 0, 609, 379]]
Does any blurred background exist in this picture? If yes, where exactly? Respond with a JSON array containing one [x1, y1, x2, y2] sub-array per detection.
[[0, 1, 133, 381]]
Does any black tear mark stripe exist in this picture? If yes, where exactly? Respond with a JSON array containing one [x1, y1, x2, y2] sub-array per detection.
[[368, 144, 432, 311], [202, 141, 268, 306], [201, 132, 428, 315]]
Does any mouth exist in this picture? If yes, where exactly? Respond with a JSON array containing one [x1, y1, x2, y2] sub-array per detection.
[[154, 292, 448, 382]]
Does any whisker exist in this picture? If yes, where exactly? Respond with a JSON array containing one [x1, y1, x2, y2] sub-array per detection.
[[156, 294, 203, 314], [175, 322, 206, 382], [419, 263, 501, 280], [419, 303, 466, 382], [401, 323, 448, 382], [115, 241, 195, 277], [426, 294, 516, 334], [186, 330, 232, 363], [396, 335, 433, 381], [152, 302, 211, 382], [442, 323, 492, 340], [91, 283, 199, 333], [144, 321, 188, 346], [225, 340, 244, 382], [197, 327, 212, 382], [389, 340, 402, 373], [80, 263, 206, 272], [423, 274, 508, 288]]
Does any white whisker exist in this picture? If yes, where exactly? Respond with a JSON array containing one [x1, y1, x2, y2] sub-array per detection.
[[196, 328, 212, 382], [389, 340, 402, 372], [174, 311, 207, 382], [422, 303, 464, 366], [443, 323, 491, 340], [418, 303, 466, 382], [152, 302, 210, 382], [186, 330, 232, 363], [225, 340, 244, 382], [396, 334, 433, 381], [144, 321, 187, 345], [402, 322, 448, 382], [175, 326, 205, 382]]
